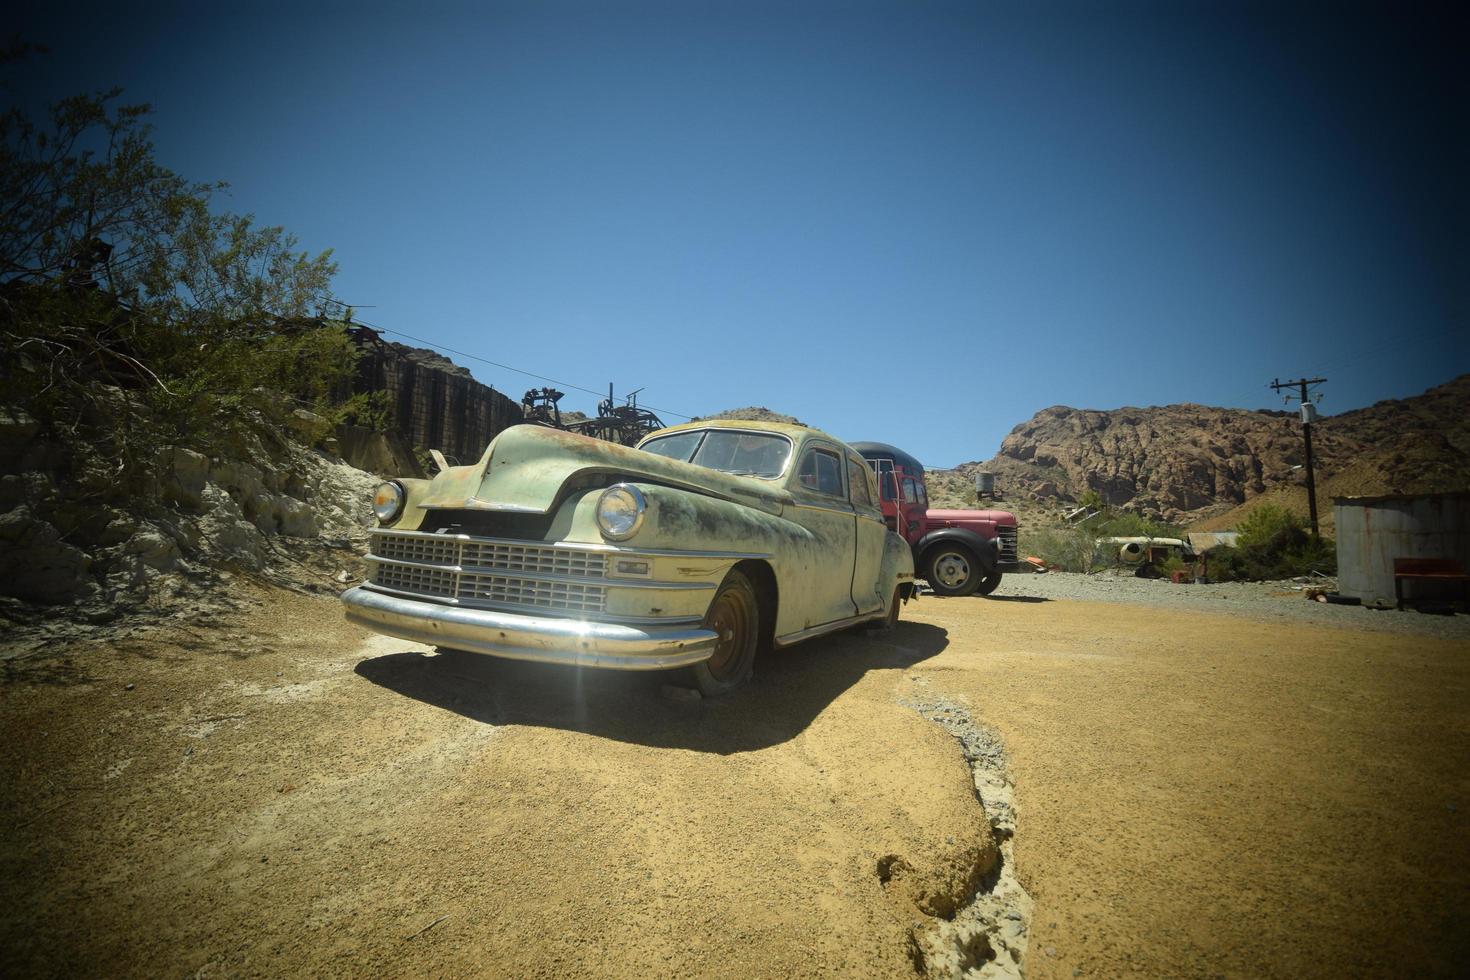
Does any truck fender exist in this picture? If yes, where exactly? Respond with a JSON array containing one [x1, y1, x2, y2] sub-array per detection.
[[915, 527, 998, 575]]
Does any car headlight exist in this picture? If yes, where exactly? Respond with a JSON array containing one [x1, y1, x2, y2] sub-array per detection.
[[373, 481, 406, 524], [597, 484, 646, 541]]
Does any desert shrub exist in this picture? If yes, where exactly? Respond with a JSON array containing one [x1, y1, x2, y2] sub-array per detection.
[[334, 390, 395, 430], [1157, 555, 1187, 576], [1207, 505, 1336, 581], [1, 87, 353, 481], [1093, 511, 1181, 540], [1024, 525, 1105, 573]]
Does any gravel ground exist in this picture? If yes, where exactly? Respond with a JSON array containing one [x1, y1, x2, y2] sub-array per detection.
[[989, 569, 1470, 641]]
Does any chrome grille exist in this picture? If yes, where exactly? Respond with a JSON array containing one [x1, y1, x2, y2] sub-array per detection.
[[373, 534, 460, 566], [374, 562, 457, 598], [459, 541, 606, 578], [997, 526, 1019, 564], [458, 573, 606, 612], [368, 530, 608, 614]]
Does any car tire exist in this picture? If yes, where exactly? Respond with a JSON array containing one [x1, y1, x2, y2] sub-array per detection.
[[924, 545, 980, 597], [883, 586, 902, 629], [688, 568, 759, 696], [976, 571, 1002, 596]]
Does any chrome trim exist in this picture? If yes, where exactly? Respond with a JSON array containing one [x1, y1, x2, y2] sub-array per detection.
[[370, 566, 606, 615], [791, 501, 857, 517], [359, 582, 702, 626], [342, 587, 717, 669], [374, 480, 406, 523], [996, 525, 1019, 565], [458, 500, 546, 513], [365, 554, 714, 591], [368, 528, 770, 561], [774, 608, 887, 648]]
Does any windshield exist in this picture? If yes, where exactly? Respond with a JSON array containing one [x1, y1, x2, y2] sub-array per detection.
[[640, 429, 792, 479]]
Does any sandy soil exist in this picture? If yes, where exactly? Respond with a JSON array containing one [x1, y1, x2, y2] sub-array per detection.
[[2, 582, 1466, 977]]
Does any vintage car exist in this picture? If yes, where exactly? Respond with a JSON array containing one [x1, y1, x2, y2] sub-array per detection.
[[341, 419, 917, 694]]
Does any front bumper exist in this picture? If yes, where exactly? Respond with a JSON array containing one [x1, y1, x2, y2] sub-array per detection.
[[342, 586, 719, 670]]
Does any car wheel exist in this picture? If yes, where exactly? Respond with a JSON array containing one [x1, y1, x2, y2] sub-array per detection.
[[925, 546, 980, 597], [883, 586, 902, 629], [976, 571, 1003, 596], [688, 568, 759, 696]]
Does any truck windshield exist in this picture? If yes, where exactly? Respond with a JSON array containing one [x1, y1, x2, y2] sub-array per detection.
[[640, 429, 792, 479]]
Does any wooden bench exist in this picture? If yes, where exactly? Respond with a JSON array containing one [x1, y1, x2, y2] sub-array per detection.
[[1393, 557, 1470, 611]]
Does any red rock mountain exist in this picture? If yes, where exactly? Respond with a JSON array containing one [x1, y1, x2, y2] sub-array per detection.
[[947, 375, 1470, 526]]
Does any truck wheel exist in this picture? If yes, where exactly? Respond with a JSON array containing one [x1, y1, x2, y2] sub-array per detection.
[[925, 546, 980, 597], [976, 571, 1003, 596], [688, 569, 759, 696]]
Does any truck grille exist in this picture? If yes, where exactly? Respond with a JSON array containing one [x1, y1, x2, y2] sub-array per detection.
[[997, 526, 1019, 564], [368, 530, 608, 615]]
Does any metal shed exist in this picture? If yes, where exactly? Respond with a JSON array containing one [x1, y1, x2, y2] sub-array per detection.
[[1333, 492, 1470, 607]]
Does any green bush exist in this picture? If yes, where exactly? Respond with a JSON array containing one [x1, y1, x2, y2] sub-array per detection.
[[1206, 505, 1336, 581], [1, 88, 354, 483], [1023, 525, 1097, 572], [1093, 511, 1181, 540]]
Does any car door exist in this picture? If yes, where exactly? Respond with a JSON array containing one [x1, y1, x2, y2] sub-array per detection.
[[848, 453, 887, 615], [786, 442, 860, 628]]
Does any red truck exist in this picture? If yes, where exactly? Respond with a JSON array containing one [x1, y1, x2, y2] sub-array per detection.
[[852, 442, 1019, 597]]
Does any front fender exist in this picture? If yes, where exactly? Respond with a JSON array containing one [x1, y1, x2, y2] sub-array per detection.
[[917, 527, 998, 575]]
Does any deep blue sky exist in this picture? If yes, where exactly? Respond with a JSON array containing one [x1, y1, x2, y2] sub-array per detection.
[[11, 1, 1466, 467]]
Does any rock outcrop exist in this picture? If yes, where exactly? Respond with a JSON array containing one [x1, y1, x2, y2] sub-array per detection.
[[700, 407, 806, 426], [950, 375, 1470, 524], [348, 330, 522, 466], [0, 389, 378, 619]]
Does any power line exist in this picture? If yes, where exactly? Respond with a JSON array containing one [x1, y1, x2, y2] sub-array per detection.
[[346, 317, 695, 421]]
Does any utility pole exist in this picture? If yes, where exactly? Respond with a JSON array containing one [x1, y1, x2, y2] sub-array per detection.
[[1270, 377, 1327, 536]]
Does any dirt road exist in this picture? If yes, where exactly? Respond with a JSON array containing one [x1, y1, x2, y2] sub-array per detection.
[[2, 582, 1466, 977]]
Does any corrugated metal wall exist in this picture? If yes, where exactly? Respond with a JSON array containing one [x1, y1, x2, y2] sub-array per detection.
[[1334, 493, 1470, 607]]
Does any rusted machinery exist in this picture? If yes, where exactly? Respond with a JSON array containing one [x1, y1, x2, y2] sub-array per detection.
[[519, 383, 665, 447]]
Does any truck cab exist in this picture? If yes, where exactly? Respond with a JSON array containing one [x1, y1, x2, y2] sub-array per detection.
[[851, 442, 1019, 597]]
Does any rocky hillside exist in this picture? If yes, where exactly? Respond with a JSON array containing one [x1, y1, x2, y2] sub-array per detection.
[[940, 375, 1470, 527], [699, 407, 806, 426], [0, 390, 381, 631]]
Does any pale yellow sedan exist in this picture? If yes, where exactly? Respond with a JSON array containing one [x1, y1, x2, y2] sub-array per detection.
[[342, 420, 915, 694]]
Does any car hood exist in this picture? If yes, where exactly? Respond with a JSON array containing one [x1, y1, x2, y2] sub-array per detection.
[[926, 508, 1017, 527], [415, 425, 793, 516]]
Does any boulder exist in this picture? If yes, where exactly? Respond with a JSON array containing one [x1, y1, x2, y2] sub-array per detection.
[[159, 447, 211, 510], [276, 497, 319, 538], [0, 506, 91, 603], [124, 529, 180, 572], [0, 407, 40, 462]]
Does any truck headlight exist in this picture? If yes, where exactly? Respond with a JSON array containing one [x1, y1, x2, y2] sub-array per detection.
[[373, 481, 406, 524], [597, 484, 646, 541]]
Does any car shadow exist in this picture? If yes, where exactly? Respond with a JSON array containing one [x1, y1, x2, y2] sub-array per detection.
[[353, 622, 949, 755]]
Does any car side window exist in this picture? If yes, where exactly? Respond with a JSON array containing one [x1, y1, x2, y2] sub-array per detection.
[[848, 456, 874, 508], [798, 448, 846, 499], [902, 477, 919, 504]]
